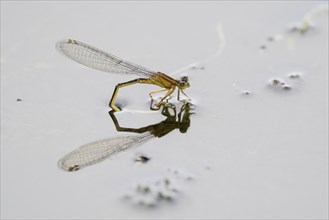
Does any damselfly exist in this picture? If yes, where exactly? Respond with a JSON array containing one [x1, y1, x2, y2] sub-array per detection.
[[56, 39, 191, 111]]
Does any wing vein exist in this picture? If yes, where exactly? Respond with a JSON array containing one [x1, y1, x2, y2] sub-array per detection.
[[56, 39, 156, 77]]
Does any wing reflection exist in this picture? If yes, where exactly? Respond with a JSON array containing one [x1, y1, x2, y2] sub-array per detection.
[[58, 102, 193, 172]]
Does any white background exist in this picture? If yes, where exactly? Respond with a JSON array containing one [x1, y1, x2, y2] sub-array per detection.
[[1, 1, 328, 219]]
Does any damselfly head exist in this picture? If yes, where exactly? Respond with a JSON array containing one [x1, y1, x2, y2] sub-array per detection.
[[178, 76, 190, 89]]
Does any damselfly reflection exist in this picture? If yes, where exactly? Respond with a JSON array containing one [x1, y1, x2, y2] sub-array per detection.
[[58, 102, 193, 172], [56, 39, 191, 112], [109, 101, 192, 137]]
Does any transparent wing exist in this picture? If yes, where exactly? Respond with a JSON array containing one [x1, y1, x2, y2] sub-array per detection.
[[56, 39, 156, 77], [58, 132, 153, 172]]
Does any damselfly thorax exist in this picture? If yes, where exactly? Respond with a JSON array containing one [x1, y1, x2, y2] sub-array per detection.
[[56, 39, 191, 111]]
